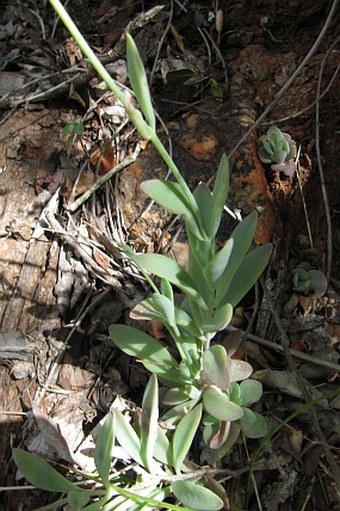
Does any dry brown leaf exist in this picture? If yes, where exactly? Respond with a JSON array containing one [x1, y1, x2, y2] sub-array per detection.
[[31, 402, 76, 464]]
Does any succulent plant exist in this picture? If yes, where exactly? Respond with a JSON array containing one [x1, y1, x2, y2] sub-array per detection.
[[292, 263, 328, 299], [259, 126, 297, 176]]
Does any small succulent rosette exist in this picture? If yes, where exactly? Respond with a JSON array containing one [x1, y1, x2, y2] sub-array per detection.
[[292, 262, 328, 299], [259, 126, 297, 176]]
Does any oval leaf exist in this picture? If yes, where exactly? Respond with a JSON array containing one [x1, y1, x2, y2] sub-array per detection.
[[109, 324, 178, 370], [204, 211, 259, 302], [126, 33, 155, 130], [203, 387, 243, 422], [240, 409, 268, 438], [210, 153, 230, 238], [229, 358, 253, 383], [154, 426, 172, 465], [193, 183, 214, 237], [239, 379, 263, 407], [162, 387, 190, 406], [141, 180, 194, 218], [141, 180, 204, 241], [172, 404, 202, 470], [68, 491, 91, 510], [133, 253, 207, 308], [152, 294, 176, 328], [94, 412, 115, 486], [308, 269, 328, 298], [113, 410, 143, 465], [141, 374, 159, 470], [12, 448, 77, 493], [172, 480, 223, 511], [202, 303, 233, 333], [201, 345, 230, 389], [221, 243, 272, 307]]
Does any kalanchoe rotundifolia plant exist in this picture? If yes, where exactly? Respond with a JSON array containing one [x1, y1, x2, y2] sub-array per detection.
[[110, 27, 272, 453], [292, 262, 328, 298], [259, 126, 297, 176], [12, 2, 273, 509]]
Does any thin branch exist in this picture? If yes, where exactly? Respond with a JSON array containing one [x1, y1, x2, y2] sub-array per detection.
[[67, 144, 141, 213], [244, 331, 340, 373], [315, 51, 334, 280], [295, 145, 314, 249]]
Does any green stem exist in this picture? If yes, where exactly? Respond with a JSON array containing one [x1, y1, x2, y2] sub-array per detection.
[[151, 135, 196, 208], [49, 0, 207, 240], [49, 0, 125, 104]]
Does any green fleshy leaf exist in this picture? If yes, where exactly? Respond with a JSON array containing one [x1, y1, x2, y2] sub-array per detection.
[[161, 398, 198, 424], [193, 183, 214, 238], [129, 298, 164, 322], [141, 180, 201, 238], [292, 268, 310, 291], [207, 422, 241, 463], [204, 237, 233, 286], [12, 448, 78, 493], [210, 153, 229, 238], [133, 254, 207, 309], [239, 379, 263, 407], [221, 243, 272, 307], [142, 361, 190, 384], [113, 409, 143, 465], [203, 387, 243, 422], [77, 497, 116, 511], [172, 404, 202, 470], [229, 382, 242, 405], [204, 211, 258, 302], [201, 345, 230, 390], [267, 127, 284, 144], [141, 179, 205, 241], [162, 387, 191, 406], [110, 324, 186, 383], [258, 146, 273, 164], [161, 279, 174, 301], [94, 412, 115, 486], [175, 308, 201, 338], [109, 324, 178, 370], [263, 139, 274, 157], [125, 103, 155, 140], [153, 426, 172, 465], [272, 149, 287, 163], [152, 294, 176, 329], [186, 240, 212, 300], [202, 303, 233, 333], [229, 358, 253, 382], [172, 480, 223, 511], [141, 375, 159, 470], [240, 409, 268, 438], [126, 33, 155, 130], [204, 419, 231, 450], [68, 491, 91, 510]]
